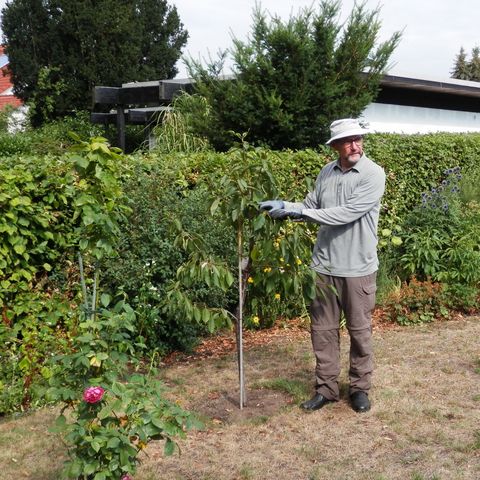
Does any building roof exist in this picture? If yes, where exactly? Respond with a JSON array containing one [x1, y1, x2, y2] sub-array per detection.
[[0, 46, 22, 109], [372, 73, 480, 112]]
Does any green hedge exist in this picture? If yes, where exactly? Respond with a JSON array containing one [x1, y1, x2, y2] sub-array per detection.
[[145, 132, 480, 227], [2, 131, 479, 316]]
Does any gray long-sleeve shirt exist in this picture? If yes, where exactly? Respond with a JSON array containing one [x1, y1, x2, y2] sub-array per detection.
[[284, 154, 386, 277]]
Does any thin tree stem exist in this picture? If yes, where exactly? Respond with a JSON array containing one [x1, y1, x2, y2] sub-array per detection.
[[78, 251, 89, 311], [91, 266, 99, 322], [237, 226, 246, 409]]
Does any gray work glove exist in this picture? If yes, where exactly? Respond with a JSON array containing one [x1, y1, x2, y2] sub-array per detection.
[[259, 200, 284, 212], [259, 200, 303, 220], [269, 206, 303, 220]]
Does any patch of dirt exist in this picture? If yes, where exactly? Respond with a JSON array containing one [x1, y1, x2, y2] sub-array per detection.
[[162, 310, 399, 366], [192, 388, 295, 425], [162, 317, 311, 365]]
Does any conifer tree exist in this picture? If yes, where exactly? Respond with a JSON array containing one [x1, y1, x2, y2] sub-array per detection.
[[451, 47, 470, 80], [468, 47, 480, 81], [185, 0, 401, 150], [451, 46, 480, 82], [1, 0, 188, 125]]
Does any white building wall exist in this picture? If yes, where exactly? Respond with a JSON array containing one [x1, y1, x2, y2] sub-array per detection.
[[360, 102, 480, 134]]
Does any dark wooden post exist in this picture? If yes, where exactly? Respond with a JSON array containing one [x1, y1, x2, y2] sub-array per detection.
[[116, 106, 126, 152]]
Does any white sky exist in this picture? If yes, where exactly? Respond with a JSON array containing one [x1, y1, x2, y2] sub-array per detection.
[[171, 0, 480, 80], [0, 0, 478, 81]]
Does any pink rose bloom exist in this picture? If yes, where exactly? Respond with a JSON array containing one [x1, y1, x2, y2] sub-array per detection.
[[120, 475, 133, 480], [83, 386, 105, 403]]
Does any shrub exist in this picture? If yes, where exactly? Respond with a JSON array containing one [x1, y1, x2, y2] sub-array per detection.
[[186, 1, 401, 150], [100, 162, 237, 354], [382, 277, 450, 326], [0, 135, 135, 414], [0, 111, 103, 157], [53, 377, 198, 480], [0, 131, 31, 156], [441, 283, 480, 313], [0, 290, 73, 414], [366, 132, 480, 223], [0, 154, 76, 312], [395, 166, 480, 287], [48, 295, 199, 479]]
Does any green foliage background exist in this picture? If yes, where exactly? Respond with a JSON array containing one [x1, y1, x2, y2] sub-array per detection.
[[186, 1, 401, 150], [1, 131, 479, 414]]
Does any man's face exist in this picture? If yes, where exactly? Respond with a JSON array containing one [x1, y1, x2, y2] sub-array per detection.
[[331, 135, 364, 168]]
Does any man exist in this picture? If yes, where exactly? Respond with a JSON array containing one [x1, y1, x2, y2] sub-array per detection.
[[259, 118, 385, 413]]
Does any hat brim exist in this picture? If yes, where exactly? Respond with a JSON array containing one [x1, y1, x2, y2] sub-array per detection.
[[326, 127, 370, 145]]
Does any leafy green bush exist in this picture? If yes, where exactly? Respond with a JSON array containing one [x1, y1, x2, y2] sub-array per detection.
[[382, 164, 480, 320], [0, 135, 136, 413], [365, 132, 480, 222], [47, 295, 198, 479], [150, 132, 480, 240], [0, 132, 31, 156], [0, 290, 72, 414], [0, 111, 103, 157], [99, 162, 237, 354], [382, 277, 450, 326], [395, 167, 480, 286], [0, 154, 76, 310], [53, 377, 198, 480]]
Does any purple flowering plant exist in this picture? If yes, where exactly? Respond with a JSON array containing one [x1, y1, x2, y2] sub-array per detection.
[[398, 165, 480, 295], [420, 166, 462, 213]]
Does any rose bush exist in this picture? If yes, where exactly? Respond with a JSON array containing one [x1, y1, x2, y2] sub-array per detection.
[[83, 386, 105, 404], [52, 376, 199, 480]]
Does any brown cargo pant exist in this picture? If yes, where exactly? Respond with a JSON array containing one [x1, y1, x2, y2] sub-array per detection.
[[309, 272, 377, 401]]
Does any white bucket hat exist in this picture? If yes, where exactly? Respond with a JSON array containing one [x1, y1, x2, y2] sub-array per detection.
[[326, 118, 370, 145]]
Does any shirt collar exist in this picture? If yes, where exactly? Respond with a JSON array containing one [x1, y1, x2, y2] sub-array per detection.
[[334, 154, 367, 173]]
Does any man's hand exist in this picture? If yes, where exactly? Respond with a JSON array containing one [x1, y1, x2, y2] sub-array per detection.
[[260, 200, 303, 220], [269, 207, 303, 220], [259, 200, 284, 212]]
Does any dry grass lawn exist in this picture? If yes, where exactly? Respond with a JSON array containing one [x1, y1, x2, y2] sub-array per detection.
[[1, 316, 479, 480]]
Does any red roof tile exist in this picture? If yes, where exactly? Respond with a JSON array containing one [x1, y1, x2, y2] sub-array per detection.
[[0, 45, 23, 110]]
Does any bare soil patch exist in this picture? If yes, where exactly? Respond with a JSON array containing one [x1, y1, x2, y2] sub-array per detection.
[[192, 388, 295, 425]]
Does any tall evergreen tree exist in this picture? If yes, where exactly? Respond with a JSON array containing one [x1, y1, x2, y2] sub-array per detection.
[[451, 47, 470, 80], [185, 0, 401, 150], [1, 0, 188, 125], [468, 46, 480, 81], [451, 46, 480, 82]]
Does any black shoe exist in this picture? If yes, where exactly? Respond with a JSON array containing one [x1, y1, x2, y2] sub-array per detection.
[[350, 391, 371, 413], [300, 393, 334, 411]]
